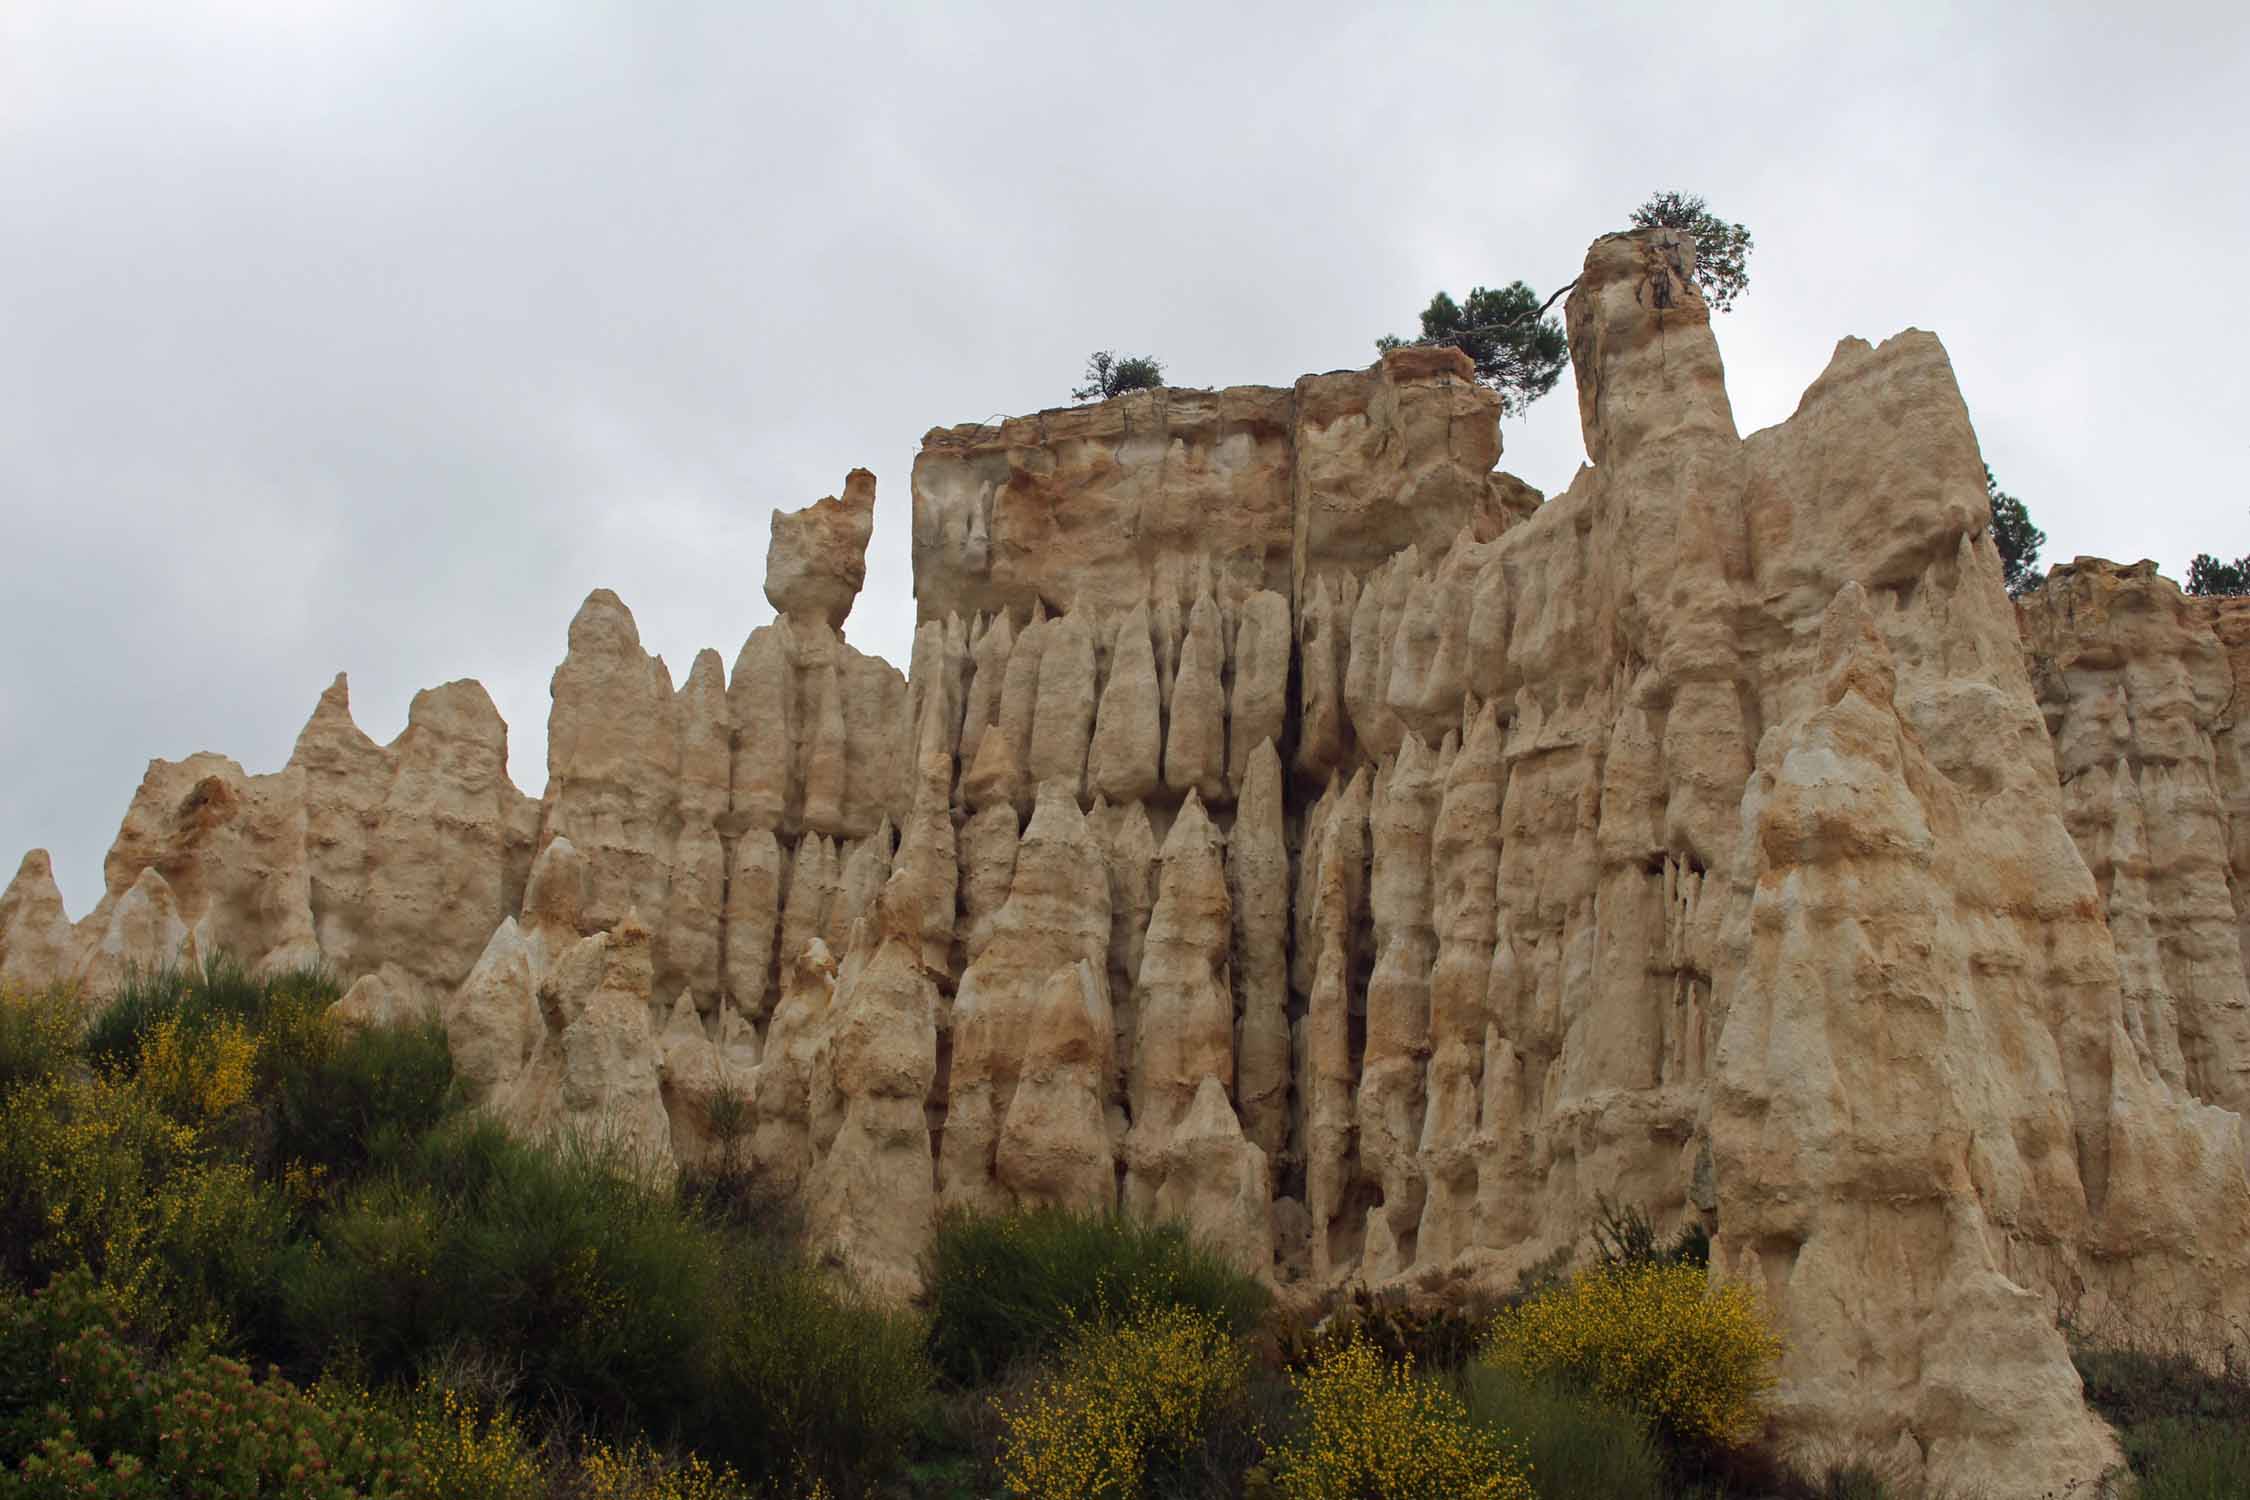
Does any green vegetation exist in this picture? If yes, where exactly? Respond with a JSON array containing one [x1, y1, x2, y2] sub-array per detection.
[[1375, 284, 1571, 418], [1986, 465, 2046, 597], [1377, 188, 1755, 418], [1629, 190, 1754, 313], [2188, 549, 2250, 597], [12, 965, 2239, 1497], [0, 963, 911, 1498], [1452, 1365, 1664, 1500], [923, 1204, 1269, 1386], [2074, 1330, 2250, 1499], [1071, 351, 1166, 403]]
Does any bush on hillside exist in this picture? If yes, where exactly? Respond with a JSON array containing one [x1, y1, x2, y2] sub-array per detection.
[[1453, 1363, 1664, 1500], [994, 1299, 1250, 1500], [1272, 1287, 1488, 1374], [1484, 1260, 1782, 1450], [1591, 1193, 1710, 1271], [0, 1271, 423, 1497], [0, 1068, 292, 1342], [266, 1017, 457, 1192], [2073, 1331, 2250, 1498], [285, 1117, 722, 1425], [924, 1206, 1269, 1385], [1263, 1334, 1532, 1500], [690, 1251, 930, 1499], [0, 986, 80, 1093]]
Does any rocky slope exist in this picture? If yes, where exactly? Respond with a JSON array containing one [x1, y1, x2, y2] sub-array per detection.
[[6, 228, 2248, 1494]]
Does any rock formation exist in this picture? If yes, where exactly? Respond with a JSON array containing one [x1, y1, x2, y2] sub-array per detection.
[[10, 230, 2250, 1494]]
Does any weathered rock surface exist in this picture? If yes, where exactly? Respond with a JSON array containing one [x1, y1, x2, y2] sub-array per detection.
[[13, 227, 2250, 1495], [766, 468, 877, 631]]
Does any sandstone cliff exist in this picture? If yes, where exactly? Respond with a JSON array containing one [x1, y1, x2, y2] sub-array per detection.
[[8, 230, 2250, 1495]]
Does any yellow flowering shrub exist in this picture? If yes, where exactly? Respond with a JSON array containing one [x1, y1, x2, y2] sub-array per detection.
[[0, 982, 82, 1089], [404, 1381, 546, 1500], [577, 1435, 758, 1499], [995, 1300, 1250, 1499], [1265, 1334, 1533, 1500], [0, 1071, 200, 1319], [136, 1013, 260, 1122], [1483, 1260, 1782, 1448]]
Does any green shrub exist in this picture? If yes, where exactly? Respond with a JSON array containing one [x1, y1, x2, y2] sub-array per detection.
[[1815, 1461, 1892, 1499], [267, 1018, 457, 1189], [1453, 1363, 1664, 1500], [690, 1253, 930, 1498], [2126, 1415, 2250, 1499], [2073, 1334, 2250, 1499], [288, 1117, 722, 1430], [0, 987, 80, 1093], [925, 1206, 1269, 1385]]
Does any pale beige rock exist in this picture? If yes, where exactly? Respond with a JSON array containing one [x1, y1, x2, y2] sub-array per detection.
[[832, 826, 894, 953], [1295, 577, 1346, 778], [914, 388, 1296, 624], [542, 590, 677, 937], [779, 835, 840, 982], [1147, 1075, 1272, 1276], [1228, 741, 1290, 1167], [1226, 592, 1290, 793], [748, 937, 839, 1194], [1361, 737, 1439, 1277], [991, 608, 1047, 816], [2022, 559, 2250, 1115], [723, 828, 784, 1019], [728, 624, 794, 831], [1125, 793, 1235, 1214], [1301, 769, 1367, 1277], [942, 781, 1111, 1210], [331, 964, 436, 1031], [75, 866, 195, 997], [1029, 610, 1095, 802], [1088, 604, 1161, 804], [1090, 798, 1159, 1093], [447, 918, 539, 1097], [63, 751, 319, 989], [766, 468, 875, 630], [1417, 708, 1503, 1264], [1163, 593, 1227, 805], [1712, 585, 2118, 1492], [994, 960, 1116, 1213], [0, 852, 76, 992], [958, 803, 1019, 966], [804, 751, 947, 1300], [957, 612, 1013, 780]]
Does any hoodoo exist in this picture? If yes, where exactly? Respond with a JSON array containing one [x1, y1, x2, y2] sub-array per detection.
[[8, 228, 2249, 1494]]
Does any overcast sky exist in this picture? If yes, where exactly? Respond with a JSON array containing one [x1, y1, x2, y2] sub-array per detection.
[[4, 1, 2246, 917]]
